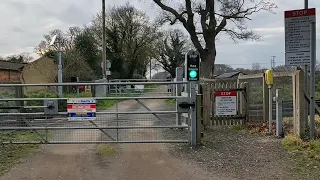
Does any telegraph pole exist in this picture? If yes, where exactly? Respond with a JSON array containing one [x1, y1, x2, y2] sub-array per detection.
[[271, 56, 276, 70], [102, 0, 106, 79], [57, 33, 63, 97]]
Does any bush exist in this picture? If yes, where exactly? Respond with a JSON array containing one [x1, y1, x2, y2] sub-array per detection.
[[282, 134, 304, 151]]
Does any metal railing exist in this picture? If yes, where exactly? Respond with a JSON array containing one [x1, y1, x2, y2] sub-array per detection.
[[0, 81, 190, 144]]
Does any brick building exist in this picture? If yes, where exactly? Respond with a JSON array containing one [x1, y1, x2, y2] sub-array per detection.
[[0, 60, 26, 82]]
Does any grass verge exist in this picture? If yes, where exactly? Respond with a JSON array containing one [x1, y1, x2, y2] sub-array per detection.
[[282, 134, 320, 178], [165, 99, 176, 105], [0, 130, 50, 176], [97, 144, 117, 158]]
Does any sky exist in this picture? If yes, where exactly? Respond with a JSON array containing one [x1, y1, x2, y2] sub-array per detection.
[[0, 0, 319, 70]]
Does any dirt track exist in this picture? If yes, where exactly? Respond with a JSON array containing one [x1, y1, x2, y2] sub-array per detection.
[[0, 86, 217, 180]]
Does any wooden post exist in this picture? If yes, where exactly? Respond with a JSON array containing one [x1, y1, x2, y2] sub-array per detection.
[[294, 70, 306, 137], [240, 82, 249, 124], [211, 82, 215, 126], [196, 94, 203, 144], [292, 74, 296, 124], [202, 84, 210, 127], [263, 75, 269, 122]]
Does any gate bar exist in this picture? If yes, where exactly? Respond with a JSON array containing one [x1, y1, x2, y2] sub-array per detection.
[[0, 111, 178, 116], [0, 106, 47, 109], [0, 81, 187, 87], [135, 99, 163, 121], [0, 96, 182, 101], [0, 125, 189, 130], [0, 140, 189, 144], [88, 120, 116, 141]]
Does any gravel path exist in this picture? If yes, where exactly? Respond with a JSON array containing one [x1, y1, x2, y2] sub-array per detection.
[[167, 126, 298, 180]]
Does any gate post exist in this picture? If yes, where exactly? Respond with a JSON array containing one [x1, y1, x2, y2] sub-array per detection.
[[176, 67, 184, 126], [196, 94, 203, 144], [263, 75, 269, 122], [275, 88, 283, 137], [190, 82, 197, 146], [240, 82, 249, 124], [294, 70, 306, 137]]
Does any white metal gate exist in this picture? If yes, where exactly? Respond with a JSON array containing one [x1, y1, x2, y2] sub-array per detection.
[[0, 81, 195, 144]]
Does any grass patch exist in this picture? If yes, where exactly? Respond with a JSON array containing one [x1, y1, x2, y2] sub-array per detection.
[[0, 130, 50, 176], [282, 134, 320, 178], [97, 144, 117, 158], [282, 134, 304, 151], [230, 125, 247, 131], [165, 99, 176, 104], [145, 84, 158, 89]]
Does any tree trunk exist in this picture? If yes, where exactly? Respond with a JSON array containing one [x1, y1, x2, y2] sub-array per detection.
[[200, 51, 216, 78]]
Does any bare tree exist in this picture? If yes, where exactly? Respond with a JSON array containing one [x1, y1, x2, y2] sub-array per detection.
[[34, 27, 82, 56], [252, 63, 261, 70], [214, 64, 234, 75], [155, 29, 187, 78], [5, 52, 34, 63], [151, 0, 277, 77]]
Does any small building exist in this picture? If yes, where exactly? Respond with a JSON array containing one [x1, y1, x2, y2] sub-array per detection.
[[0, 60, 26, 82], [215, 71, 246, 79], [21, 56, 57, 92]]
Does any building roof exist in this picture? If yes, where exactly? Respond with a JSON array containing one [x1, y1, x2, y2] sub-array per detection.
[[215, 71, 244, 79], [0, 60, 27, 71]]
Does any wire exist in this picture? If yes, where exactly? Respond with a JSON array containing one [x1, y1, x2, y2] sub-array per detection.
[[215, 62, 285, 66]]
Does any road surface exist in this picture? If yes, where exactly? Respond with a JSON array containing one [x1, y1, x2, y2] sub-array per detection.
[[0, 86, 217, 180]]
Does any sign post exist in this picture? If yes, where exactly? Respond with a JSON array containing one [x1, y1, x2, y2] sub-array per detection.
[[284, 8, 316, 66], [284, 8, 316, 138], [310, 21, 316, 139], [265, 70, 274, 134]]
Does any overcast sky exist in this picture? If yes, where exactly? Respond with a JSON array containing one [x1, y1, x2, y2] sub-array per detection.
[[0, 0, 319, 69]]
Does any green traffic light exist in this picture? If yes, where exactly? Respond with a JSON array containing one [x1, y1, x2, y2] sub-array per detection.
[[189, 70, 197, 78]]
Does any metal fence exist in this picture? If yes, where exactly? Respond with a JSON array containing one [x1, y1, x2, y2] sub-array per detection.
[[0, 81, 189, 144], [238, 72, 294, 121]]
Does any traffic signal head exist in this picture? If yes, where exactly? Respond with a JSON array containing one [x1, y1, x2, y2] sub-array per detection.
[[185, 51, 200, 81]]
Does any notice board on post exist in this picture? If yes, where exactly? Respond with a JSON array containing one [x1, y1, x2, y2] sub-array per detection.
[[67, 98, 96, 121], [284, 8, 316, 66], [215, 90, 237, 116]]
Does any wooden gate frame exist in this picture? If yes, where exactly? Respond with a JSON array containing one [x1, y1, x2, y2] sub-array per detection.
[[200, 82, 248, 127]]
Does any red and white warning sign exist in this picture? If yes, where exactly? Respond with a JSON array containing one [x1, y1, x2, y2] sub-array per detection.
[[215, 90, 237, 116]]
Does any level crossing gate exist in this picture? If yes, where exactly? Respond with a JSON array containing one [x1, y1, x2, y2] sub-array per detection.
[[0, 81, 198, 145]]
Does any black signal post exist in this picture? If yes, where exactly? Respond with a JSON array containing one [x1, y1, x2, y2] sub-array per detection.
[[186, 51, 200, 81]]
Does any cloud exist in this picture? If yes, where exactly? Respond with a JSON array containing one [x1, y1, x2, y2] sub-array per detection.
[[0, 0, 319, 70]]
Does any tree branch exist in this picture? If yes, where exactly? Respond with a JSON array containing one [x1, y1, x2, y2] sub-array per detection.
[[215, 17, 227, 36], [208, 0, 216, 30], [153, 0, 204, 53], [153, 0, 187, 25]]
